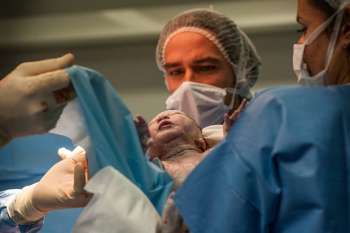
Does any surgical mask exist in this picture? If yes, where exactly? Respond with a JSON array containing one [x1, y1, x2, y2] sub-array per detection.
[[293, 9, 344, 86], [165, 81, 235, 128]]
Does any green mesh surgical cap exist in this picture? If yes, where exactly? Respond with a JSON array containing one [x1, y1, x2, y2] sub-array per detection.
[[156, 9, 262, 99]]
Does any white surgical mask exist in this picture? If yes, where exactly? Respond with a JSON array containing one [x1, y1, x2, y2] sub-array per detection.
[[165, 81, 235, 128], [293, 9, 344, 86]]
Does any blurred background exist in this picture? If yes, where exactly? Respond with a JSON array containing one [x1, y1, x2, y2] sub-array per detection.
[[0, 0, 298, 120]]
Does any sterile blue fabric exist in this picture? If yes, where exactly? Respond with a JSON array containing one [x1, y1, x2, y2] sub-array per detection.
[[0, 135, 74, 190], [176, 85, 350, 233], [0, 189, 43, 233], [0, 134, 81, 233], [67, 65, 173, 213]]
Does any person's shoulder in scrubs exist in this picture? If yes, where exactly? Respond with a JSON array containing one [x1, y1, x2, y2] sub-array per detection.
[[175, 85, 350, 233]]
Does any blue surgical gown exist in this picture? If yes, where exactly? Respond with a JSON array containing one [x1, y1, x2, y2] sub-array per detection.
[[176, 85, 350, 233]]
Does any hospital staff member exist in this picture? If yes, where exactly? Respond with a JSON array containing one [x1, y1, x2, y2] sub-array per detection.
[[175, 1, 350, 233], [156, 9, 262, 128], [0, 55, 90, 232]]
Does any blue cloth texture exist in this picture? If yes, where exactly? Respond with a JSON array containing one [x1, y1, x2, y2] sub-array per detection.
[[176, 85, 350, 233], [67, 65, 173, 214]]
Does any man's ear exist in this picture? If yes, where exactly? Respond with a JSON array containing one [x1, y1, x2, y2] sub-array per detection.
[[340, 6, 350, 49], [194, 137, 208, 152]]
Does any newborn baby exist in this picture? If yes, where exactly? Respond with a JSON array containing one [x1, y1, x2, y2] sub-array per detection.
[[147, 110, 209, 188]]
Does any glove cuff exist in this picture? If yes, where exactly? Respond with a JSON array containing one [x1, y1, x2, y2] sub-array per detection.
[[7, 184, 47, 224]]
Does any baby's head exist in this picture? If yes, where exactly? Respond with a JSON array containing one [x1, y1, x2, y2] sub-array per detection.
[[147, 110, 207, 159]]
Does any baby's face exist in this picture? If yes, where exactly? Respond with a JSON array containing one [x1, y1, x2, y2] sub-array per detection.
[[147, 110, 203, 159], [148, 110, 200, 143]]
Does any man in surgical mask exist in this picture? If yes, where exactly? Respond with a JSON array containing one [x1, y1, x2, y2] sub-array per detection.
[[156, 9, 262, 129]]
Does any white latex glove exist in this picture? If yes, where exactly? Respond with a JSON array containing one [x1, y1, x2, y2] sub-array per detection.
[[0, 54, 75, 146], [7, 146, 91, 224]]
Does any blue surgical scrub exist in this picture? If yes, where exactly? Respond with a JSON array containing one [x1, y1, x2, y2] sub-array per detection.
[[176, 85, 350, 233]]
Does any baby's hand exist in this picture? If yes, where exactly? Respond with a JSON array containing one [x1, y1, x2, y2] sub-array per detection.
[[223, 99, 247, 135], [134, 115, 152, 153]]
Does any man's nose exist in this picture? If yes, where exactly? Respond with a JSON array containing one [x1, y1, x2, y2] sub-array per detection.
[[184, 69, 195, 82]]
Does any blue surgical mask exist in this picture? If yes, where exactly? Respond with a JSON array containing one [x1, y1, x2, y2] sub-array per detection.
[[293, 9, 344, 86], [165, 81, 235, 128]]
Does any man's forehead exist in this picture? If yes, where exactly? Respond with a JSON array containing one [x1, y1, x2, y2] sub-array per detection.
[[164, 55, 223, 68], [163, 30, 227, 66]]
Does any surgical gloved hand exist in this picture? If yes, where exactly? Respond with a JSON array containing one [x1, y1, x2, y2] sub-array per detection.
[[0, 54, 75, 147], [7, 146, 91, 224]]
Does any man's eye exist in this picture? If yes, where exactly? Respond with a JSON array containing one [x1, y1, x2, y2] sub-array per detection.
[[196, 65, 217, 73], [167, 69, 184, 76]]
